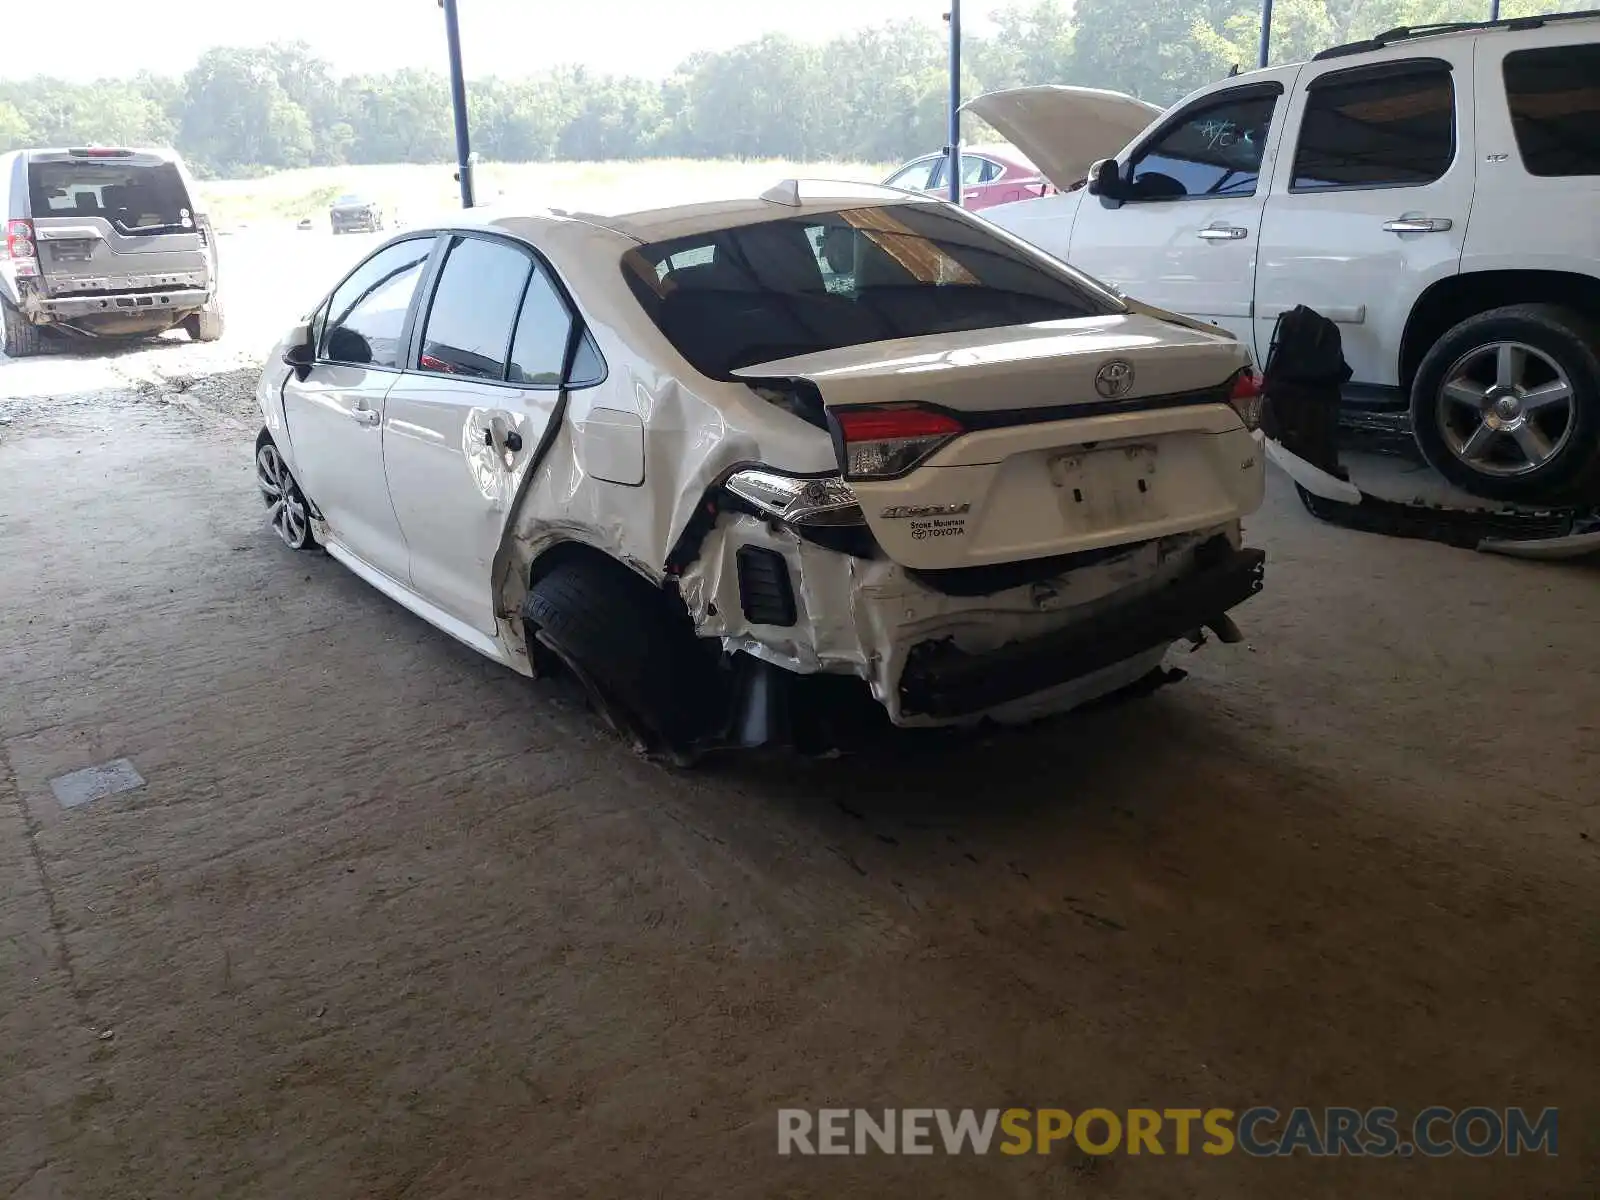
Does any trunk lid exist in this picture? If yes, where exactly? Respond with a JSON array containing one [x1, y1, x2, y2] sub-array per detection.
[[964, 86, 1163, 191], [26, 151, 211, 297], [734, 315, 1262, 571]]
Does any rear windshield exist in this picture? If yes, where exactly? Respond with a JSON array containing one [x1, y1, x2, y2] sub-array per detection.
[[621, 203, 1121, 379], [27, 159, 194, 235]]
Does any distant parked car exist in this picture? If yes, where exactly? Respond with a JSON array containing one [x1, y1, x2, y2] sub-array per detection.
[[882, 145, 1055, 211], [330, 195, 385, 235], [0, 145, 222, 356]]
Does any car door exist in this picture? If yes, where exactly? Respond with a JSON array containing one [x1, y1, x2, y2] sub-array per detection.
[[381, 233, 599, 635], [1254, 51, 1474, 385], [281, 236, 435, 582], [1067, 76, 1297, 351]]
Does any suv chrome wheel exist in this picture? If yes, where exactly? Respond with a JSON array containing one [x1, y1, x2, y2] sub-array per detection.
[[256, 441, 314, 550], [1436, 340, 1575, 477]]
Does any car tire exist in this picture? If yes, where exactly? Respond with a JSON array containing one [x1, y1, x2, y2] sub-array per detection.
[[255, 434, 317, 552], [1, 299, 45, 358], [185, 304, 225, 343], [1410, 304, 1600, 503], [522, 556, 724, 758]]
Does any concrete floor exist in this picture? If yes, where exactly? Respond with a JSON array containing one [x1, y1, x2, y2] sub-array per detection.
[[1, 384, 1597, 1198]]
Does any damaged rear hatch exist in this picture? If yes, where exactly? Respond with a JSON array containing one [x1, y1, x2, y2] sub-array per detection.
[[623, 200, 1262, 572], [25, 149, 211, 300]]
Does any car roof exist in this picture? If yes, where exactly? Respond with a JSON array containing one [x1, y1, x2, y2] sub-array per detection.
[[417, 178, 937, 249]]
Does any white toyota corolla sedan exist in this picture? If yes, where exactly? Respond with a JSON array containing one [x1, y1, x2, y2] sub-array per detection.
[[254, 179, 1267, 757]]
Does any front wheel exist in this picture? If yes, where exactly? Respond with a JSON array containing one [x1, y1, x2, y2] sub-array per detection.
[[255, 436, 317, 551], [1410, 304, 1600, 503]]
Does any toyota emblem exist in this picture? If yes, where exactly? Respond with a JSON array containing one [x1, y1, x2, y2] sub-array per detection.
[[1095, 359, 1135, 399]]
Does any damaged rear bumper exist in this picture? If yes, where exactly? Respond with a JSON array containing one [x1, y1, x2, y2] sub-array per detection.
[[898, 543, 1265, 718], [681, 514, 1265, 729], [32, 286, 209, 324]]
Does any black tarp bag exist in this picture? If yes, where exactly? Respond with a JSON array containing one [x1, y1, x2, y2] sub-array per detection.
[[1260, 304, 1352, 479]]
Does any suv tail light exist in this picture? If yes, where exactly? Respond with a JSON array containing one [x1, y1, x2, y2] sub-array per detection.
[[833, 405, 965, 480], [1228, 367, 1263, 431], [5, 219, 36, 264]]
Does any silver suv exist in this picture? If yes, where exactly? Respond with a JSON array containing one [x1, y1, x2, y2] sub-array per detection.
[[1, 146, 222, 357]]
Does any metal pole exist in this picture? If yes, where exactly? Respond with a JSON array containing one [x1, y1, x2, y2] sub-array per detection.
[[1490, 0, 1501, 19], [1258, 0, 1274, 67], [948, 0, 962, 205], [442, 0, 474, 207]]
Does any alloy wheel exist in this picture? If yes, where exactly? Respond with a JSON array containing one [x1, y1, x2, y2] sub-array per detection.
[[255, 442, 312, 550], [1435, 341, 1576, 477]]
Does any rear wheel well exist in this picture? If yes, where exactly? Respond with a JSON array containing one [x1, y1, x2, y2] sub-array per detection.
[[1402, 271, 1600, 389], [526, 540, 662, 595]]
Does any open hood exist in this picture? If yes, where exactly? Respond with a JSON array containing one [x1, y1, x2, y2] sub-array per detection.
[[964, 86, 1163, 191]]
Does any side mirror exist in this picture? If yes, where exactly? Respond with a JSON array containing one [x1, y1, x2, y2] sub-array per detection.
[[1087, 158, 1127, 207], [281, 326, 314, 380]]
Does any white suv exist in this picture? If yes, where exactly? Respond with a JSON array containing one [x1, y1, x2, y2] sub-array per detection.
[[976, 12, 1600, 503]]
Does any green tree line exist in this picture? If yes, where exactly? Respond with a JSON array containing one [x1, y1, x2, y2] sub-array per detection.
[[0, 0, 1566, 175]]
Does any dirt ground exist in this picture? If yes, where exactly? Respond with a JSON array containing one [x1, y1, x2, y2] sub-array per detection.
[[1, 232, 1597, 1198]]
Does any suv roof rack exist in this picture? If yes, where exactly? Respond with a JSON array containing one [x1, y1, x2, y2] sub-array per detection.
[[1313, 7, 1600, 59]]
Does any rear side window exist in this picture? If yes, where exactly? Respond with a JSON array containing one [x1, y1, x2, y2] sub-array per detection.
[[1292, 65, 1455, 190], [418, 236, 532, 379], [507, 268, 574, 386], [621, 203, 1120, 380], [1503, 44, 1600, 177], [26, 158, 194, 234], [321, 239, 432, 369], [1127, 91, 1278, 199]]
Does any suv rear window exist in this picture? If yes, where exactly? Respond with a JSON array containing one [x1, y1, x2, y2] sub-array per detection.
[[1503, 44, 1600, 177], [621, 203, 1120, 379], [26, 158, 195, 235]]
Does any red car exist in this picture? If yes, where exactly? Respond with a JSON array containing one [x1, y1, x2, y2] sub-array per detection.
[[881, 145, 1058, 211]]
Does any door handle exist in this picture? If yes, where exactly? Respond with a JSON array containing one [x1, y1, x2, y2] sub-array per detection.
[[351, 407, 380, 427], [1196, 224, 1249, 240], [1383, 217, 1452, 233]]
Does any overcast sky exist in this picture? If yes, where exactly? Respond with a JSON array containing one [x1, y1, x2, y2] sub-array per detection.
[[34, 0, 986, 81]]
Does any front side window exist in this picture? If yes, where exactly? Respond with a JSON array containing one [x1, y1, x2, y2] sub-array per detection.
[[621, 202, 1121, 379], [887, 158, 941, 192], [1126, 91, 1278, 200], [1503, 43, 1600, 177], [321, 238, 432, 369], [418, 236, 532, 379], [1292, 64, 1455, 190]]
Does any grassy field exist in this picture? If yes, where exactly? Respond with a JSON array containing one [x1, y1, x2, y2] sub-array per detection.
[[196, 159, 890, 230]]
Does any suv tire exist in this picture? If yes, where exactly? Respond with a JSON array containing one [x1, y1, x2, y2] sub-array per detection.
[[1411, 304, 1600, 503], [185, 304, 225, 343], [522, 556, 724, 758], [1, 299, 45, 358]]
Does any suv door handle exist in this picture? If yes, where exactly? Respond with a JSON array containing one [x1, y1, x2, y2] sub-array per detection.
[[1196, 224, 1249, 240], [351, 406, 380, 427], [1383, 217, 1453, 233]]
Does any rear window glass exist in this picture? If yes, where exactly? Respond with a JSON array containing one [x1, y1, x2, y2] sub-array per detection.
[[621, 203, 1120, 379], [1503, 44, 1600, 177], [27, 159, 194, 235]]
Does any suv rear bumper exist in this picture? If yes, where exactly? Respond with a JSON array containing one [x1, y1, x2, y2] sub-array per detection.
[[34, 287, 209, 322], [897, 543, 1266, 718]]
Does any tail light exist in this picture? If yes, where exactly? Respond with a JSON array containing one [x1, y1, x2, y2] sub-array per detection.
[[1228, 367, 1263, 431], [5, 219, 36, 266], [833, 405, 965, 480]]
